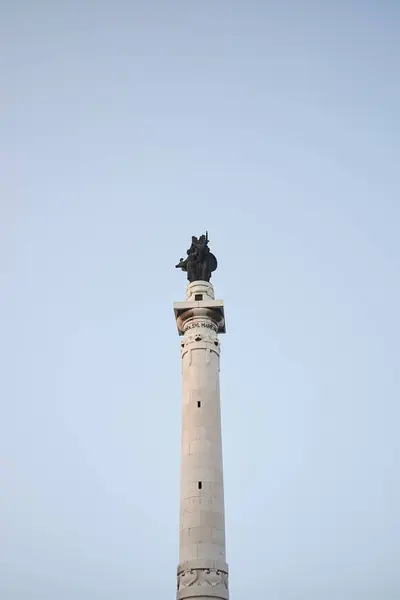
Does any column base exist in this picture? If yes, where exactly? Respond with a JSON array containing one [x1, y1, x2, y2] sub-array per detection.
[[177, 560, 229, 600]]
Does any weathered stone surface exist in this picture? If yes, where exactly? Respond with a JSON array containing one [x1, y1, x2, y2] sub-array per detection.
[[177, 567, 229, 600], [174, 281, 229, 600]]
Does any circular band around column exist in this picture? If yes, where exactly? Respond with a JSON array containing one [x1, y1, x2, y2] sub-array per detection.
[[177, 308, 225, 334]]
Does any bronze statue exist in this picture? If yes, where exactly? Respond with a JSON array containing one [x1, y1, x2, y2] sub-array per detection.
[[175, 232, 218, 282]]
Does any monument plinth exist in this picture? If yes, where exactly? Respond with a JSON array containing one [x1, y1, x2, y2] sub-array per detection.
[[174, 236, 229, 600]]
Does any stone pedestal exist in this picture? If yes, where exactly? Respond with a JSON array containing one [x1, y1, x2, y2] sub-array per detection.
[[174, 281, 229, 600]]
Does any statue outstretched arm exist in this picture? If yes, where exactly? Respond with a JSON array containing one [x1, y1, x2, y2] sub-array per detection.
[[175, 257, 187, 271]]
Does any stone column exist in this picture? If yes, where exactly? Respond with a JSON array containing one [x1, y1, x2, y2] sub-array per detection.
[[174, 281, 229, 600]]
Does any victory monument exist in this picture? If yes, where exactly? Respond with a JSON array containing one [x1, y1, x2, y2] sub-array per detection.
[[174, 234, 229, 600]]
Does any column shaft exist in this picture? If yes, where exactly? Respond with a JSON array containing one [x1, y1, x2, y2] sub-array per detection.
[[177, 309, 228, 600]]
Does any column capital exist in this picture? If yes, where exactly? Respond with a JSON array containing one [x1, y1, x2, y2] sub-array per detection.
[[174, 301, 226, 336]]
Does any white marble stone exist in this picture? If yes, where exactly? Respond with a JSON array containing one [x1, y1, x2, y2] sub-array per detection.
[[174, 281, 229, 600]]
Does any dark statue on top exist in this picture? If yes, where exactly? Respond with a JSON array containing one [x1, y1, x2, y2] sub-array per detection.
[[175, 232, 218, 283]]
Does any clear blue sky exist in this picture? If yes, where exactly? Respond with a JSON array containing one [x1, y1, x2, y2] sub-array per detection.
[[1, 1, 399, 598]]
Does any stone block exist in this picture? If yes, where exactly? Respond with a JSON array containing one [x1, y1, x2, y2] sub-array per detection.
[[196, 542, 226, 561]]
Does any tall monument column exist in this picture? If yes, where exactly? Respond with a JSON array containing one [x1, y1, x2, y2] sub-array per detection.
[[174, 235, 229, 600]]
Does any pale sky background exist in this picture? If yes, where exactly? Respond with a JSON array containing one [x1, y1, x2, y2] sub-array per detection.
[[1, 1, 400, 598]]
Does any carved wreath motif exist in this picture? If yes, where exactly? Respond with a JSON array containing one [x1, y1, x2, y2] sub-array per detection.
[[177, 568, 228, 590], [203, 568, 223, 587], [178, 569, 198, 589]]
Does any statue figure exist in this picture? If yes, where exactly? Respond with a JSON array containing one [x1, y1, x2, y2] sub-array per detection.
[[175, 232, 218, 283]]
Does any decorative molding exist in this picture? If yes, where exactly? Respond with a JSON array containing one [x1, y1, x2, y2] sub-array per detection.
[[203, 568, 223, 587], [177, 567, 229, 595], [178, 569, 198, 589]]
